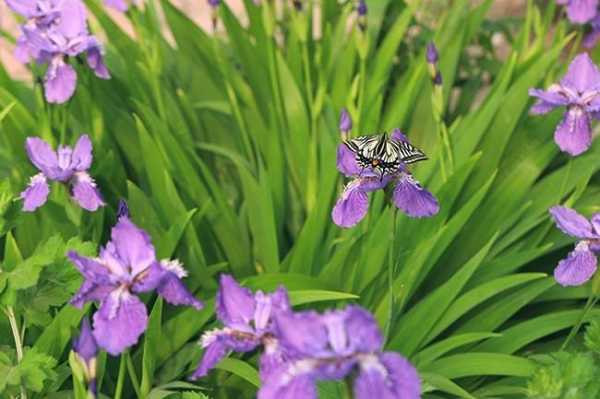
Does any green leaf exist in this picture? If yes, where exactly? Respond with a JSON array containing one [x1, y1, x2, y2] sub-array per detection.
[[215, 358, 260, 388]]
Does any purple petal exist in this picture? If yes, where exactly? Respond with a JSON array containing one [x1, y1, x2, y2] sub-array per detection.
[[549, 206, 596, 238], [86, 38, 111, 79], [393, 173, 439, 218], [339, 108, 352, 132], [344, 306, 383, 353], [566, 0, 598, 24], [68, 251, 112, 282], [354, 361, 394, 399], [73, 318, 98, 363], [336, 144, 361, 177], [25, 137, 58, 176], [554, 108, 593, 156], [591, 213, 600, 235], [104, 0, 130, 11], [55, 0, 88, 38], [275, 311, 329, 357], [70, 279, 114, 308], [71, 172, 105, 211], [554, 246, 598, 286], [20, 173, 50, 212], [156, 261, 203, 310], [561, 53, 600, 93], [44, 60, 77, 104], [528, 87, 568, 115], [92, 291, 148, 355], [216, 274, 255, 327], [380, 352, 421, 399], [258, 372, 317, 399], [332, 180, 369, 228], [110, 217, 156, 276], [71, 135, 93, 171], [391, 128, 408, 142], [191, 339, 229, 379], [254, 286, 290, 332], [14, 36, 32, 63], [584, 28, 600, 49], [5, 0, 38, 17]]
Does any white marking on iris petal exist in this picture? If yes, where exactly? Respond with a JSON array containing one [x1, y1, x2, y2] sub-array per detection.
[[159, 259, 187, 278]]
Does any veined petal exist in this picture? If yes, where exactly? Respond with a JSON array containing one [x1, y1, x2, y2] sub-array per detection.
[[86, 38, 111, 79], [332, 180, 369, 228], [591, 213, 600, 236], [561, 53, 600, 93], [336, 144, 361, 176], [216, 274, 255, 327], [5, 0, 38, 17], [528, 87, 568, 115], [554, 108, 592, 156], [71, 135, 93, 171], [380, 352, 421, 399], [258, 368, 317, 399], [20, 173, 50, 211], [71, 172, 105, 211], [554, 246, 598, 286], [25, 137, 58, 176], [70, 279, 113, 308], [110, 217, 156, 276], [549, 206, 596, 239], [191, 338, 229, 379], [156, 263, 203, 310], [393, 173, 439, 218], [92, 291, 148, 355], [275, 311, 329, 357], [344, 306, 383, 353], [44, 59, 77, 104], [55, 0, 88, 38]]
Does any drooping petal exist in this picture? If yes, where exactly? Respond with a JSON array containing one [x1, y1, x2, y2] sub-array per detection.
[[332, 180, 369, 228], [528, 87, 568, 114], [258, 370, 317, 399], [44, 60, 77, 104], [68, 251, 113, 282], [561, 53, 600, 93], [86, 38, 111, 79], [216, 274, 255, 327], [191, 338, 229, 379], [336, 144, 361, 176], [554, 108, 593, 156], [70, 279, 114, 308], [92, 291, 148, 355], [354, 360, 395, 399], [71, 172, 105, 211], [554, 246, 598, 286], [591, 213, 600, 236], [73, 318, 98, 363], [566, 0, 598, 24], [14, 35, 32, 64], [549, 206, 596, 238], [393, 173, 439, 218], [25, 137, 58, 176], [110, 217, 156, 276], [380, 352, 421, 399], [157, 271, 203, 310], [20, 173, 50, 212], [68, 251, 115, 307], [71, 135, 93, 171]]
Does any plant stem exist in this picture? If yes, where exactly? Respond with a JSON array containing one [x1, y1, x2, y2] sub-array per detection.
[[5, 307, 26, 399], [114, 353, 127, 399], [561, 294, 598, 350], [125, 352, 142, 399]]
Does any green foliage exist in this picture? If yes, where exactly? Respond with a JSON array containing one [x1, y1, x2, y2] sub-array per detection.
[[0, 0, 598, 397]]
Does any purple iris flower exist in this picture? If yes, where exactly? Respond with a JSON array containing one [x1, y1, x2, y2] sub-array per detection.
[[357, 0, 367, 16], [20, 135, 105, 212], [72, 318, 98, 394], [557, 0, 598, 24], [104, 0, 130, 11], [191, 274, 290, 380], [68, 216, 203, 355], [584, 14, 600, 48], [258, 306, 421, 399], [7, 0, 110, 103], [339, 108, 352, 136], [550, 206, 600, 286], [332, 128, 439, 228], [529, 53, 600, 156]]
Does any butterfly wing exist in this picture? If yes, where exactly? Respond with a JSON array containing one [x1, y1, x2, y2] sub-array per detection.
[[389, 139, 428, 164]]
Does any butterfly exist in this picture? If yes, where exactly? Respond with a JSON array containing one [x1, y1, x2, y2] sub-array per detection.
[[343, 133, 427, 178]]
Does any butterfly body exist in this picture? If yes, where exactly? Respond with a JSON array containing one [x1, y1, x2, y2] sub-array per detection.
[[344, 133, 427, 178]]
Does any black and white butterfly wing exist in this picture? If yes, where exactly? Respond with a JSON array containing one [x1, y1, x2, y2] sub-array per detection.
[[344, 135, 382, 169], [389, 139, 428, 165]]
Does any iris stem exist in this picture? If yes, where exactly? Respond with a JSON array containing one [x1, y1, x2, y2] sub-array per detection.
[[383, 211, 397, 344], [4, 306, 26, 399], [125, 352, 142, 398], [114, 353, 127, 399], [561, 294, 598, 350]]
